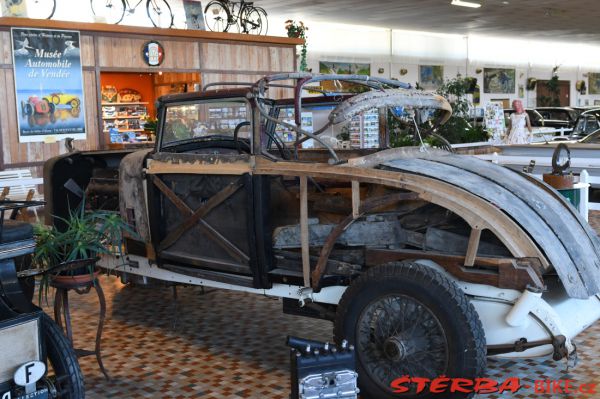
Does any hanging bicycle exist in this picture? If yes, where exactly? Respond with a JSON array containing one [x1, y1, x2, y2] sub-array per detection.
[[5, 0, 56, 19], [204, 0, 268, 35], [90, 0, 174, 28]]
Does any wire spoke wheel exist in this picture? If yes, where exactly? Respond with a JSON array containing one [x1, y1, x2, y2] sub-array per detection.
[[146, 0, 174, 28], [26, 0, 56, 19], [240, 7, 264, 35], [358, 295, 449, 395], [204, 1, 231, 32], [334, 262, 486, 399], [90, 0, 126, 24], [252, 6, 268, 35]]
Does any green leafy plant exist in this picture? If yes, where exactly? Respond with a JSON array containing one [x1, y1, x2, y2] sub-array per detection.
[[539, 66, 561, 107], [387, 77, 488, 147], [285, 20, 308, 72], [143, 116, 158, 133], [434, 77, 488, 144], [33, 202, 135, 301]]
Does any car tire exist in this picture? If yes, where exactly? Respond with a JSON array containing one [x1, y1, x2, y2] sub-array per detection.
[[51, 94, 61, 105], [69, 99, 80, 109], [42, 313, 85, 398], [334, 261, 486, 399], [23, 103, 33, 116]]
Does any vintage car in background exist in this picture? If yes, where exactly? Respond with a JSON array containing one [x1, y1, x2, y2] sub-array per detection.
[[535, 106, 578, 131], [44, 74, 600, 399], [569, 108, 600, 140], [44, 93, 81, 109], [0, 200, 84, 399], [21, 96, 55, 117]]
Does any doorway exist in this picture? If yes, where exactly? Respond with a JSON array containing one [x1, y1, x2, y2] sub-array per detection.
[[536, 80, 570, 107]]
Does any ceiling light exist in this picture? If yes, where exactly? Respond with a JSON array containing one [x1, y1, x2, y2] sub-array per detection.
[[451, 0, 482, 8]]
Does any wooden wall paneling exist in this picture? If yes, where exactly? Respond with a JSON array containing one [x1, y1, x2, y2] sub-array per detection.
[[81, 70, 99, 151], [98, 37, 200, 70], [80, 35, 95, 67], [202, 73, 293, 99], [0, 31, 12, 65], [0, 68, 18, 165], [200, 43, 276, 72]]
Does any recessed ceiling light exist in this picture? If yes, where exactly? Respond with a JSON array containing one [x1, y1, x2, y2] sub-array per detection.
[[451, 0, 482, 8]]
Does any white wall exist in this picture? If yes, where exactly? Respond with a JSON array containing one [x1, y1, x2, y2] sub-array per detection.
[[273, 17, 600, 108]]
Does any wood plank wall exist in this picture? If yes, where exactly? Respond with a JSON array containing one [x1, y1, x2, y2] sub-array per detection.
[[0, 24, 297, 181]]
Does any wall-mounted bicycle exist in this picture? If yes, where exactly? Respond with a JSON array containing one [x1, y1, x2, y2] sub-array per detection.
[[5, 0, 56, 19], [204, 0, 268, 35], [90, 0, 174, 28]]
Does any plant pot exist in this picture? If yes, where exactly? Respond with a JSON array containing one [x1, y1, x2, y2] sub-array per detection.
[[52, 258, 98, 277], [51, 271, 100, 287]]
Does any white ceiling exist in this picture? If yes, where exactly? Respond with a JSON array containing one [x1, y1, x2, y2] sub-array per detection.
[[256, 0, 600, 43]]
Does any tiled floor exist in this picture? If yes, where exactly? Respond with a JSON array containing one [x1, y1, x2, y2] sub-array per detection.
[[39, 214, 600, 398]]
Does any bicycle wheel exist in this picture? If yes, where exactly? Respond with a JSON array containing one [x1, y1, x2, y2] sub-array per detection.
[[240, 7, 265, 35], [204, 0, 231, 32], [146, 0, 174, 28], [90, 0, 126, 25], [26, 0, 56, 19], [252, 6, 268, 35]]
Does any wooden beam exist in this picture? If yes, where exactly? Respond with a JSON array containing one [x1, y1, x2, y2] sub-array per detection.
[[300, 176, 310, 287], [0, 17, 304, 46], [464, 227, 482, 267], [365, 248, 544, 291], [351, 180, 360, 219], [254, 157, 549, 269]]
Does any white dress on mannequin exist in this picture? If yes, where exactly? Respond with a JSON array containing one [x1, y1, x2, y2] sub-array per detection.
[[507, 113, 529, 144]]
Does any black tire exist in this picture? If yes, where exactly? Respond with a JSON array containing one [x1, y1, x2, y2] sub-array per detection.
[[28, 0, 56, 19], [23, 103, 34, 116], [146, 0, 173, 28], [252, 6, 268, 35], [239, 7, 264, 35], [204, 0, 231, 32], [42, 313, 85, 398], [90, 0, 126, 25], [334, 262, 486, 399]]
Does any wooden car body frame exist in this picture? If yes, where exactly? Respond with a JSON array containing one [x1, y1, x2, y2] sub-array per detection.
[[44, 74, 600, 364]]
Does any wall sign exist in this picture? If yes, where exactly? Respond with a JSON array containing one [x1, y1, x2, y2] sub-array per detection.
[[142, 41, 165, 66], [11, 27, 86, 143]]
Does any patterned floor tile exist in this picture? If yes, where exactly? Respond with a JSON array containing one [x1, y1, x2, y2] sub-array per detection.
[[36, 213, 600, 398]]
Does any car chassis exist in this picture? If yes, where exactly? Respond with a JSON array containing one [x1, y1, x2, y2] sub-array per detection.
[[44, 73, 600, 398]]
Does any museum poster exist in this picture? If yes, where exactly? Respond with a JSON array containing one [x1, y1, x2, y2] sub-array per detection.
[[11, 28, 86, 143]]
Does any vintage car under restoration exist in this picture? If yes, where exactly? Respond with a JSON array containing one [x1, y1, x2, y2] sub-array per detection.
[[44, 73, 600, 399]]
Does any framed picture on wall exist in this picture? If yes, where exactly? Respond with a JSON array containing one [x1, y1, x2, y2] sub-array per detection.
[[588, 72, 600, 95], [183, 0, 206, 30], [318, 61, 371, 93], [483, 68, 516, 94], [419, 65, 444, 90]]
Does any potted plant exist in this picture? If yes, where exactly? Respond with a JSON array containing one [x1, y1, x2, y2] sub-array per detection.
[[143, 116, 158, 142], [285, 20, 308, 72], [33, 203, 133, 301]]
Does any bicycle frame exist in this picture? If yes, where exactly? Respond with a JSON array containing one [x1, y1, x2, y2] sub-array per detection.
[[124, 0, 143, 13]]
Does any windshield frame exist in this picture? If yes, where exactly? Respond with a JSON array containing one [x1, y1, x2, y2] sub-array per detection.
[[157, 97, 253, 152]]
